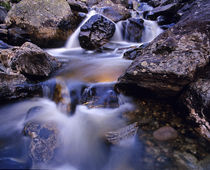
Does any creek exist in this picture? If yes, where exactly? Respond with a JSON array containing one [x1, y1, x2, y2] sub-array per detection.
[[0, 7, 163, 169]]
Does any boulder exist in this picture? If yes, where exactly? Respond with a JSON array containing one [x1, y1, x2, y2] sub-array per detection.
[[181, 79, 210, 140], [5, 0, 78, 47], [10, 42, 61, 80], [145, 3, 181, 22], [0, 73, 42, 103], [94, 0, 131, 22], [116, 0, 210, 98], [122, 18, 144, 42], [0, 6, 7, 24], [67, 0, 88, 13], [79, 14, 115, 50]]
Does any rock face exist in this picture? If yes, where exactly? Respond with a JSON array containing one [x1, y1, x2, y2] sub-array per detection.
[[0, 73, 42, 103], [182, 79, 210, 140], [10, 42, 60, 80], [116, 0, 210, 98], [122, 18, 144, 42], [94, 0, 131, 22], [5, 0, 77, 47], [79, 14, 115, 50], [0, 6, 7, 24]]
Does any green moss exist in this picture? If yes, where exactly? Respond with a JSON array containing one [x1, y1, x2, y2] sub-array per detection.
[[0, 1, 11, 11]]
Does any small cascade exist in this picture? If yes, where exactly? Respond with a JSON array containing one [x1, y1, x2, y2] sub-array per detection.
[[141, 19, 163, 43], [65, 10, 97, 48], [111, 21, 123, 42]]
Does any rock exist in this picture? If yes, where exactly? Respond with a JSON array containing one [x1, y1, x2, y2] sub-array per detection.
[[81, 83, 119, 108], [123, 44, 149, 60], [116, 0, 210, 98], [181, 79, 210, 140], [145, 3, 181, 24], [153, 126, 178, 141], [94, 0, 131, 22], [67, 0, 88, 13], [0, 6, 7, 24], [0, 73, 42, 103], [5, 0, 78, 47], [0, 40, 11, 49], [23, 121, 59, 163], [110, 0, 133, 9], [105, 122, 138, 144], [7, 27, 30, 46], [79, 14, 115, 50], [0, 28, 8, 42], [122, 18, 144, 42], [10, 42, 61, 80], [53, 80, 71, 114]]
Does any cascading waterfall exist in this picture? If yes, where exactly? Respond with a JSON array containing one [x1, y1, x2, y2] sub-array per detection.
[[141, 19, 163, 43], [65, 10, 97, 48], [0, 2, 165, 170]]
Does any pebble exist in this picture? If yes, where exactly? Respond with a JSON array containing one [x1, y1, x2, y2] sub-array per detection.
[[153, 126, 178, 141]]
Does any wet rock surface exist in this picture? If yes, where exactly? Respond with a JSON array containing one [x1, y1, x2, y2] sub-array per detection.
[[0, 73, 42, 103], [182, 79, 210, 140], [116, 0, 210, 98], [79, 14, 115, 50], [23, 121, 59, 163], [10, 42, 61, 80], [5, 0, 78, 47], [81, 83, 119, 108]]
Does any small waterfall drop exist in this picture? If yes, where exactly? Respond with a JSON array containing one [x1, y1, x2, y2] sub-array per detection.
[[141, 19, 163, 43], [111, 21, 123, 42], [65, 10, 97, 48]]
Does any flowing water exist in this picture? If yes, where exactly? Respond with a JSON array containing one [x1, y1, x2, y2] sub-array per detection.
[[0, 7, 163, 170]]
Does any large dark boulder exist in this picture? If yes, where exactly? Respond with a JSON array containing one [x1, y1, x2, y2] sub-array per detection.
[[181, 79, 210, 140], [0, 73, 42, 103], [145, 3, 181, 21], [5, 0, 79, 47], [10, 42, 61, 80], [79, 14, 115, 50], [116, 0, 210, 98]]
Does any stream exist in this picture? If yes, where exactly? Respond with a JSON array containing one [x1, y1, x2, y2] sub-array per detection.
[[0, 5, 166, 170]]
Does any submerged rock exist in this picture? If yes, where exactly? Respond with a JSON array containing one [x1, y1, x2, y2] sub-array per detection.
[[181, 79, 210, 140], [153, 126, 178, 141], [10, 42, 61, 80], [81, 83, 119, 108], [79, 14, 115, 50], [23, 121, 59, 163], [116, 0, 210, 98], [5, 0, 77, 47]]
